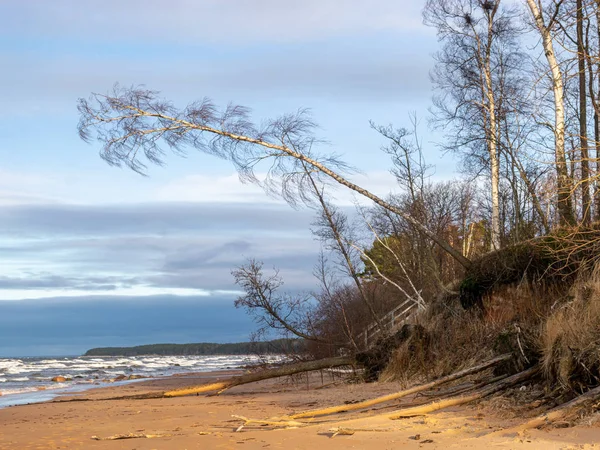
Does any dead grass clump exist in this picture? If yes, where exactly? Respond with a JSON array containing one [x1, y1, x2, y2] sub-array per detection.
[[381, 310, 500, 383], [541, 271, 600, 391], [383, 282, 559, 384]]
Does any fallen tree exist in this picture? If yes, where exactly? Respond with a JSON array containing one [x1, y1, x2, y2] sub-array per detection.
[[163, 356, 354, 397], [494, 384, 600, 435], [387, 366, 539, 419], [50, 356, 355, 403], [290, 353, 512, 419]]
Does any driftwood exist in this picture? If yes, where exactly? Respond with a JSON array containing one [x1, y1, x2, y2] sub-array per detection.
[[329, 427, 394, 437], [163, 356, 354, 397], [290, 353, 512, 419], [387, 366, 538, 419], [232, 415, 305, 432], [91, 433, 170, 440], [496, 384, 600, 434]]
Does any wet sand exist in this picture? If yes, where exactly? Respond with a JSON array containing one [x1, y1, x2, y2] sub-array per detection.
[[0, 370, 598, 449]]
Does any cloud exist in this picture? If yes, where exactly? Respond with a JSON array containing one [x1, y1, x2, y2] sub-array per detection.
[[0, 201, 314, 237], [0, 200, 322, 299], [156, 173, 282, 204], [1, 45, 434, 119], [0, 165, 409, 301], [1, 1, 430, 45], [156, 171, 401, 206]]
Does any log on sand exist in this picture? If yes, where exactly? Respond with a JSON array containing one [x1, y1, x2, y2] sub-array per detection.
[[495, 384, 600, 435], [387, 366, 539, 419], [290, 353, 512, 419], [163, 356, 354, 397]]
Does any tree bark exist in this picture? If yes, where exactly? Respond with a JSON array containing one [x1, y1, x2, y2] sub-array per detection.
[[303, 163, 384, 332], [525, 0, 575, 226], [578, 0, 592, 224], [483, 3, 502, 250]]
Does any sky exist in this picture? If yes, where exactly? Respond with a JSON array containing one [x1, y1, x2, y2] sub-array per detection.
[[0, 0, 456, 356]]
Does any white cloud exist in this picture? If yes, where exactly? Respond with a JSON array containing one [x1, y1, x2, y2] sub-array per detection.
[[155, 173, 282, 204], [2, 1, 430, 44], [0, 286, 241, 301], [156, 170, 401, 206]]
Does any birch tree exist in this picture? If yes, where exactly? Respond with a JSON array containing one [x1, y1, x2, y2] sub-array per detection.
[[424, 0, 521, 250], [525, 0, 576, 225]]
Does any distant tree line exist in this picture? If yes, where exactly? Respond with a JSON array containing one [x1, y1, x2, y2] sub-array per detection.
[[83, 339, 304, 357]]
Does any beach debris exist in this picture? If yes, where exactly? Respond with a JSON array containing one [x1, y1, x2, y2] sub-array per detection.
[[387, 367, 538, 420], [330, 428, 355, 437], [490, 384, 600, 435], [232, 414, 305, 432], [329, 427, 394, 438], [163, 356, 354, 397], [91, 432, 171, 440], [290, 354, 512, 419]]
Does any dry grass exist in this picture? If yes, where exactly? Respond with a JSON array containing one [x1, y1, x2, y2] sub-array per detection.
[[541, 269, 600, 391], [383, 262, 600, 402], [382, 282, 568, 385]]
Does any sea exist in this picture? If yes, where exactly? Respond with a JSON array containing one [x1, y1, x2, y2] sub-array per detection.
[[0, 354, 270, 408]]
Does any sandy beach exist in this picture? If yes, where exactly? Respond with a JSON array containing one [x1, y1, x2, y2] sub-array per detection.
[[0, 370, 599, 450]]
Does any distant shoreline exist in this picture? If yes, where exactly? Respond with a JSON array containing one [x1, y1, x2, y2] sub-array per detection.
[[84, 338, 303, 357]]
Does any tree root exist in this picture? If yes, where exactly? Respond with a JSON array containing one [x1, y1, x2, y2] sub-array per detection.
[[387, 366, 538, 419], [290, 353, 512, 419]]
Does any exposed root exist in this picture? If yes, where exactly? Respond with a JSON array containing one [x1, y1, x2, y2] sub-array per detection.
[[290, 353, 512, 419], [387, 366, 538, 419]]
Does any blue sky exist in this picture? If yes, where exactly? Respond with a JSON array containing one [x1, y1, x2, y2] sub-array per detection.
[[0, 1, 456, 356]]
